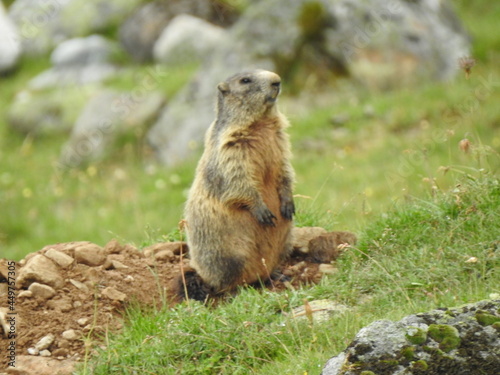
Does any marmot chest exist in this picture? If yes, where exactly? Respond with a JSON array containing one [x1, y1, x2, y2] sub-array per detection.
[[231, 121, 284, 185]]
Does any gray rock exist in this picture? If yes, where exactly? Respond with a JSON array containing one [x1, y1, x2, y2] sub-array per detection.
[[0, 2, 21, 73], [7, 87, 95, 135], [147, 0, 470, 166], [322, 299, 500, 375], [51, 34, 115, 68], [17, 254, 64, 289], [9, 0, 140, 56], [153, 14, 227, 66], [59, 89, 165, 168], [28, 35, 118, 89], [34, 334, 55, 351], [8, 0, 75, 56], [119, 0, 238, 62], [324, 0, 471, 87]]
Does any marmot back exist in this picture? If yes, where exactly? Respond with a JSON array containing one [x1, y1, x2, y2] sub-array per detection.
[[175, 70, 295, 301]]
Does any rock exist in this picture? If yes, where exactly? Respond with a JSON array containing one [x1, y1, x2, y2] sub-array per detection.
[[17, 254, 64, 289], [147, 0, 470, 165], [29, 35, 118, 90], [143, 241, 187, 257], [74, 243, 106, 267], [27, 347, 39, 356], [118, 1, 172, 62], [154, 249, 175, 262], [61, 329, 79, 341], [0, 2, 21, 74], [308, 231, 357, 263], [119, 0, 237, 62], [101, 287, 127, 302], [291, 300, 348, 323], [39, 350, 51, 357], [58, 89, 165, 168], [7, 87, 94, 136], [104, 239, 123, 254], [68, 279, 89, 293], [321, 299, 500, 375], [51, 34, 114, 68], [34, 334, 55, 351], [9, 0, 141, 57], [44, 248, 74, 269], [318, 264, 337, 274], [17, 290, 32, 298], [28, 282, 56, 300], [47, 298, 73, 313], [77, 317, 89, 326], [5, 355, 76, 375], [153, 14, 227, 66], [110, 260, 128, 270], [292, 227, 328, 254]]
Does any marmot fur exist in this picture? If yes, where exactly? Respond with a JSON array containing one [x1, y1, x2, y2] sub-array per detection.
[[175, 69, 295, 301]]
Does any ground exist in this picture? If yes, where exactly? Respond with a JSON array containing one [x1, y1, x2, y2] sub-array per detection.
[[0, 236, 340, 374]]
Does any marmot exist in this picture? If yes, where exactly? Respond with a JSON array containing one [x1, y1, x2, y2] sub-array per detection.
[[175, 69, 295, 301]]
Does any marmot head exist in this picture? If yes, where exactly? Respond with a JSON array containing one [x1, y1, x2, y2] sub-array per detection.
[[216, 70, 282, 124]]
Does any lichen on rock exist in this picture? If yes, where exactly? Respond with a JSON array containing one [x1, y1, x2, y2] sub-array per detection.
[[322, 299, 500, 374]]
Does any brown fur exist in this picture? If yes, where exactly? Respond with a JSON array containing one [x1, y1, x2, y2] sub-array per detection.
[[175, 70, 295, 301]]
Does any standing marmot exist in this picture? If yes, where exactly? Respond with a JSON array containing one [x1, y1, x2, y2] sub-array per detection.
[[175, 69, 295, 301]]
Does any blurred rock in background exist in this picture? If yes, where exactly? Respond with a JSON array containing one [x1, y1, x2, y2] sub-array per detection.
[[0, 1, 21, 74], [3, 0, 470, 167]]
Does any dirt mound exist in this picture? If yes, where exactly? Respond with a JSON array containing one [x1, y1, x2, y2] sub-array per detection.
[[0, 229, 355, 374]]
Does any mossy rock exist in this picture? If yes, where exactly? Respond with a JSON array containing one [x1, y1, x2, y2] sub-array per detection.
[[427, 324, 461, 352], [405, 326, 428, 345], [475, 310, 500, 326]]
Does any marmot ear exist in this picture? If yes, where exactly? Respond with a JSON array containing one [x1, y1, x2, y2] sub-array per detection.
[[217, 82, 230, 95]]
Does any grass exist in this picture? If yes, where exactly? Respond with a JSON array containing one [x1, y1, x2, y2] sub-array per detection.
[[0, 0, 499, 372], [1, 1, 500, 260], [79, 172, 500, 374]]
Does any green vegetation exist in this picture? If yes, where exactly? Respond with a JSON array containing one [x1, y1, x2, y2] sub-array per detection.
[[1, 2, 500, 261], [78, 173, 499, 374], [427, 324, 461, 352], [1, 0, 499, 374], [475, 311, 500, 326], [405, 327, 427, 345]]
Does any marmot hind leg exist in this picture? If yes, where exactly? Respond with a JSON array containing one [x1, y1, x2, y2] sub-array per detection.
[[173, 267, 215, 302]]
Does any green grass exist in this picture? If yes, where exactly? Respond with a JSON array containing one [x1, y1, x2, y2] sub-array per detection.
[[1, 1, 500, 260], [79, 172, 500, 374], [1, 1, 499, 374]]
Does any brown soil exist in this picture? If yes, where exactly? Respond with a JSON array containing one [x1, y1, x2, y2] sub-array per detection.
[[0, 235, 349, 374]]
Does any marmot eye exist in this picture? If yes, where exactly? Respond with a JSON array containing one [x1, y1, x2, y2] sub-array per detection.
[[240, 77, 252, 84]]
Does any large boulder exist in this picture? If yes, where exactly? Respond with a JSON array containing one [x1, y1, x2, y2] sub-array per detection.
[[147, 0, 470, 166], [29, 34, 118, 89], [118, 0, 238, 62], [59, 89, 165, 168], [0, 1, 21, 74], [8, 0, 141, 56], [7, 87, 94, 135], [322, 299, 500, 375], [153, 14, 228, 66]]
